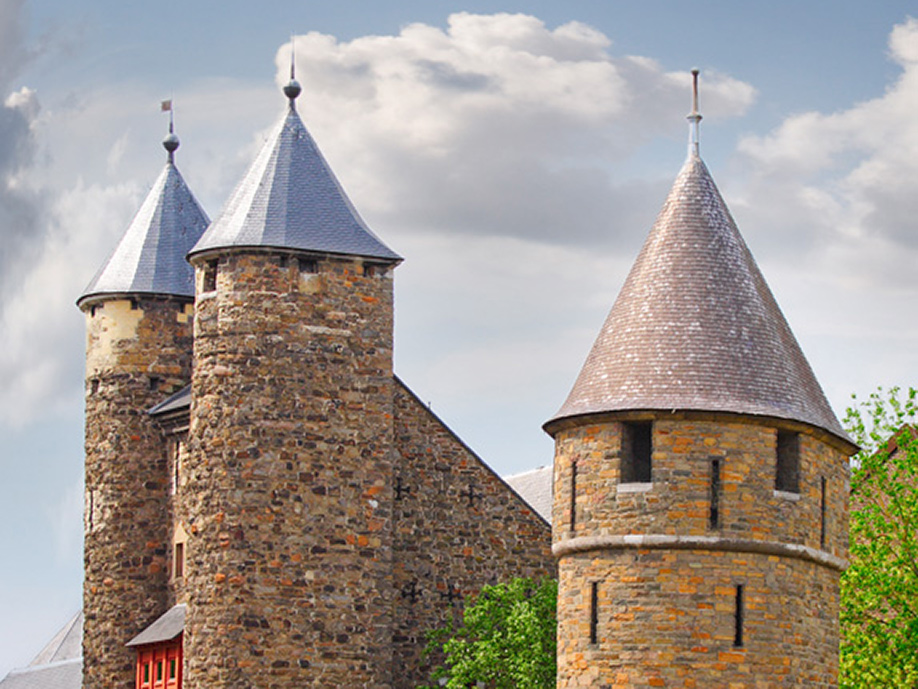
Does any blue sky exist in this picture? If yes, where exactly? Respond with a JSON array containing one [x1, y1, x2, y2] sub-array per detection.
[[3, 0, 918, 677]]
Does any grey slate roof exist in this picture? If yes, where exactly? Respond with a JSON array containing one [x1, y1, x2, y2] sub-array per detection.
[[0, 612, 82, 689], [189, 90, 400, 263], [550, 152, 849, 443], [148, 384, 191, 416], [78, 147, 209, 306], [504, 465, 553, 523], [126, 604, 185, 647]]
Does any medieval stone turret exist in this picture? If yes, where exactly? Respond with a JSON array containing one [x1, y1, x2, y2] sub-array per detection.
[[77, 126, 208, 689], [544, 72, 857, 687], [181, 74, 402, 687]]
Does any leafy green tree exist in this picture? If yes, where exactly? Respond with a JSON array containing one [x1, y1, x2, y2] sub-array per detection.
[[841, 386, 918, 688], [421, 577, 557, 689]]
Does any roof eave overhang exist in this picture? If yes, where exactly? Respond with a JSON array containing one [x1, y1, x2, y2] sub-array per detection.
[[186, 244, 403, 267], [543, 407, 859, 456], [76, 291, 195, 310]]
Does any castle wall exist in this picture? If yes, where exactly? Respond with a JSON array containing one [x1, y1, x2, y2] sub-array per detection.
[[82, 297, 194, 689], [181, 251, 397, 688], [390, 382, 554, 687], [552, 417, 849, 688]]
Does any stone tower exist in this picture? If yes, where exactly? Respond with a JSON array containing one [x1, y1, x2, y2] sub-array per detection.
[[78, 128, 209, 688], [545, 73, 857, 688], [181, 75, 402, 687]]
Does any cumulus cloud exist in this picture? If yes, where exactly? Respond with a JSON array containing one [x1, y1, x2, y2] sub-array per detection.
[[278, 13, 755, 249]]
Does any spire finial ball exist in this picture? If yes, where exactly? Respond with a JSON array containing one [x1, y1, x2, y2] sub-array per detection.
[[163, 132, 180, 154], [284, 79, 301, 101]]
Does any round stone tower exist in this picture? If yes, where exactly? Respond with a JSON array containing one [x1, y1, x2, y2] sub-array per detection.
[[181, 76, 402, 687], [78, 129, 209, 688], [545, 73, 857, 688]]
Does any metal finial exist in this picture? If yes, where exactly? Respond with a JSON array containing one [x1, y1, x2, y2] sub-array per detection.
[[283, 37, 301, 104], [686, 68, 702, 157], [161, 99, 179, 163]]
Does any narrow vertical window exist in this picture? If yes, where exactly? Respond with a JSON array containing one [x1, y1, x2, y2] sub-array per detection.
[[569, 460, 578, 531], [775, 431, 800, 493], [174, 541, 185, 579], [820, 476, 827, 548], [202, 260, 218, 292], [298, 257, 318, 274], [86, 489, 94, 531], [589, 581, 599, 645], [734, 585, 744, 648], [709, 458, 721, 529], [621, 421, 652, 483]]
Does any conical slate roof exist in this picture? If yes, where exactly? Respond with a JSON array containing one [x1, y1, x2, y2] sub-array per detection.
[[78, 143, 209, 307], [550, 151, 848, 442], [189, 86, 400, 263]]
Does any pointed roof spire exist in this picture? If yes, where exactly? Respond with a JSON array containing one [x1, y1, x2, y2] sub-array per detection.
[[687, 68, 702, 157], [547, 72, 850, 446], [283, 37, 302, 104], [77, 111, 210, 307], [189, 69, 400, 263]]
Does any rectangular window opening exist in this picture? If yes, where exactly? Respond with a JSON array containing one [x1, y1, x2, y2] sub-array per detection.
[[621, 421, 652, 484], [820, 476, 827, 548], [734, 584, 744, 648], [298, 258, 318, 275], [709, 458, 721, 529], [569, 460, 578, 532], [589, 581, 599, 645], [202, 260, 218, 292], [775, 431, 800, 493], [169, 658, 177, 680], [174, 541, 185, 580]]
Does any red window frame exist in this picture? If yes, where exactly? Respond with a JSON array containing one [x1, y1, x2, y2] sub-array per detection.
[[135, 635, 182, 689]]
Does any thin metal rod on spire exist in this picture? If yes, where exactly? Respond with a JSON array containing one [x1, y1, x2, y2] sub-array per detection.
[[686, 68, 703, 157], [290, 35, 296, 81]]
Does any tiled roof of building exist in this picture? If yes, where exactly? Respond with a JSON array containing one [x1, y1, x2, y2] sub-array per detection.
[[550, 151, 849, 444], [0, 612, 82, 689], [504, 465, 553, 523], [77, 137, 209, 307], [189, 81, 400, 263]]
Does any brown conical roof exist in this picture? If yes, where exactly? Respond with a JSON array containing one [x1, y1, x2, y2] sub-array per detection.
[[549, 152, 848, 443]]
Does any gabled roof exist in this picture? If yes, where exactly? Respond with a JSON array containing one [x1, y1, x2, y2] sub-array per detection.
[[77, 140, 209, 307], [189, 83, 400, 263], [549, 151, 849, 444], [0, 612, 82, 689], [504, 466, 553, 523], [27, 612, 81, 667]]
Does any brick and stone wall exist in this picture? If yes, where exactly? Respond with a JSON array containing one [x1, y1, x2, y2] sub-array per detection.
[[550, 414, 849, 688], [391, 382, 554, 686], [182, 251, 397, 688], [82, 297, 194, 689]]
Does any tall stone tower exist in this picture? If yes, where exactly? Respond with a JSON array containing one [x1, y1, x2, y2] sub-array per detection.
[[78, 128, 209, 688], [545, 72, 857, 688], [181, 75, 402, 687]]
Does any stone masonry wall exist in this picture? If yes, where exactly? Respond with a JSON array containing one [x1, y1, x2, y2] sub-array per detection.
[[391, 382, 554, 687], [82, 297, 194, 689], [552, 415, 849, 688], [182, 251, 396, 688]]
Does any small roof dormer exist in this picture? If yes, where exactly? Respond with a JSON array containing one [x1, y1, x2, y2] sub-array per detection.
[[547, 70, 850, 447], [188, 72, 400, 264], [77, 118, 209, 308]]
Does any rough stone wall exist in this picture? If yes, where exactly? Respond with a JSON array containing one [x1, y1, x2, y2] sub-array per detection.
[[182, 252, 396, 688], [391, 382, 554, 687], [82, 297, 194, 689], [551, 416, 849, 688]]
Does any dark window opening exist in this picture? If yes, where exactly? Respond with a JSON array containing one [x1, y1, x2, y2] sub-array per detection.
[[202, 260, 218, 292], [90, 305, 97, 317], [174, 541, 185, 579], [709, 458, 721, 529], [820, 476, 827, 548], [278, 255, 288, 269], [621, 422, 652, 483], [569, 460, 578, 531], [149, 376, 161, 392], [775, 431, 800, 493], [130, 298, 139, 310], [298, 258, 318, 274], [589, 581, 599, 645], [90, 379, 100, 395], [734, 585, 744, 648]]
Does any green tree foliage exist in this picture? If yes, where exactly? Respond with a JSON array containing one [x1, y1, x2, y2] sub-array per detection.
[[841, 387, 918, 687], [421, 577, 557, 689]]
